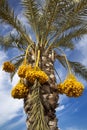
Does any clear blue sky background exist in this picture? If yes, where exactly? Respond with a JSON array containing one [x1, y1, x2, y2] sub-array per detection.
[[0, 1, 87, 130]]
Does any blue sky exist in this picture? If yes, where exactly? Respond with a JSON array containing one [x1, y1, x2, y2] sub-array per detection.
[[0, 1, 87, 130]]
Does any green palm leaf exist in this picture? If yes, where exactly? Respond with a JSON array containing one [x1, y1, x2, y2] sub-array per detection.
[[45, 0, 87, 50], [42, 0, 59, 41], [56, 54, 87, 81], [68, 0, 87, 19], [0, 33, 28, 51], [52, 26, 87, 49], [0, 0, 33, 45], [0, 35, 17, 50], [22, 0, 40, 42], [69, 61, 87, 81]]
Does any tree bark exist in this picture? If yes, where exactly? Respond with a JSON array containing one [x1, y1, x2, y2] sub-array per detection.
[[24, 49, 59, 130]]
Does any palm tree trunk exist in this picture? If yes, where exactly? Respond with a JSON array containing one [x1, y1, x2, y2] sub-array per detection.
[[41, 50, 59, 130], [24, 50, 59, 130]]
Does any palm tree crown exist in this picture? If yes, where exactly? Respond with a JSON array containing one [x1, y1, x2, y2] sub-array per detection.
[[0, 0, 87, 78]]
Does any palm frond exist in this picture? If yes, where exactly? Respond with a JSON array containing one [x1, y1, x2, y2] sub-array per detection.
[[46, 19, 83, 50], [0, 35, 17, 50], [45, 0, 87, 51], [60, 0, 87, 32], [68, 0, 87, 18], [56, 54, 67, 68], [52, 26, 87, 48], [0, 0, 33, 45], [22, 0, 40, 42], [43, 0, 59, 42], [36, 15, 47, 44], [0, 33, 28, 51], [56, 54, 87, 81], [56, 0, 87, 24], [57, 41, 74, 50], [9, 33, 28, 50], [69, 61, 87, 81]]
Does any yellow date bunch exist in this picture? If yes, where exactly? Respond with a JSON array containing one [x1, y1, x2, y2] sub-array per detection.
[[2, 61, 15, 73], [11, 82, 29, 99], [25, 69, 48, 84], [58, 74, 84, 97], [18, 64, 32, 78], [18, 65, 48, 84], [2, 60, 48, 99]]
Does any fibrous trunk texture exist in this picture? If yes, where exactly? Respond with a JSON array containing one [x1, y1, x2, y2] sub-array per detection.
[[24, 49, 59, 130]]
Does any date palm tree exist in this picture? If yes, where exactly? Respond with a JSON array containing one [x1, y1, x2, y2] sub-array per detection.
[[0, 0, 87, 130]]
